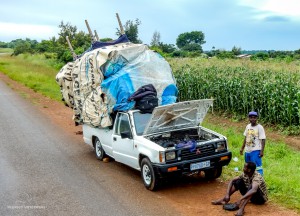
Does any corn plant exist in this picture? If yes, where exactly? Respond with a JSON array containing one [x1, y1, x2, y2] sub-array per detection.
[[169, 58, 300, 127]]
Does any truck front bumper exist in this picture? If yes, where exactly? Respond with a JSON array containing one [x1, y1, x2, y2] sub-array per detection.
[[152, 151, 232, 177]]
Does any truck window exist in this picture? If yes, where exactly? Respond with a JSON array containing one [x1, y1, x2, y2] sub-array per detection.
[[115, 113, 131, 135], [133, 112, 152, 135]]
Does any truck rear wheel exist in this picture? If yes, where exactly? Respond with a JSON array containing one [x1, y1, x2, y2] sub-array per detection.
[[94, 137, 106, 160], [204, 167, 222, 180], [141, 158, 159, 191]]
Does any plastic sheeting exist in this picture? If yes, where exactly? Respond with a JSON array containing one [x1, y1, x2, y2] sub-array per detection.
[[56, 41, 178, 128]]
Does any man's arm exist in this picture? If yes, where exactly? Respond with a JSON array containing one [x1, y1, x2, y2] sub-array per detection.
[[240, 137, 246, 155], [259, 125, 266, 157], [260, 139, 265, 157], [237, 181, 259, 205], [224, 176, 240, 202]]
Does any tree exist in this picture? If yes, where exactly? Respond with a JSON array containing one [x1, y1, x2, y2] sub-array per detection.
[[101, 38, 113, 42], [176, 31, 205, 52], [250, 52, 269, 61], [57, 21, 77, 46], [216, 50, 235, 59], [0, 41, 8, 48], [116, 19, 142, 44], [55, 21, 93, 63], [157, 42, 176, 53], [13, 43, 31, 55], [10, 38, 38, 55], [150, 31, 161, 46], [232, 46, 242, 55], [36, 40, 53, 52], [73, 31, 90, 50]]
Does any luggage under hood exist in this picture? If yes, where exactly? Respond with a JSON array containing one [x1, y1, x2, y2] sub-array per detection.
[[143, 99, 213, 135]]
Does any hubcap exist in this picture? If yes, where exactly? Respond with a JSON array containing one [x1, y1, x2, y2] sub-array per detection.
[[95, 140, 102, 157], [142, 164, 151, 185]]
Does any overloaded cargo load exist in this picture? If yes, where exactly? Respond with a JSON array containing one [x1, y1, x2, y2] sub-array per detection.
[[56, 35, 178, 128]]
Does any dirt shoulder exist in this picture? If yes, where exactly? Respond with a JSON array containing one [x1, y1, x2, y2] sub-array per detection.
[[0, 72, 298, 216]]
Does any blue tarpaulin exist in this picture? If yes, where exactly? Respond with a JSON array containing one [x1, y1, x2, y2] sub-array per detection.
[[100, 44, 178, 112]]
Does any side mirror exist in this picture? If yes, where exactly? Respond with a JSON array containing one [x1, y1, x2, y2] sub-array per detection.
[[120, 131, 132, 139]]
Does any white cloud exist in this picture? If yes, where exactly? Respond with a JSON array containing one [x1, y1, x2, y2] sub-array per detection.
[[239, 0, 300, 20], [0, 22, 57, 41]]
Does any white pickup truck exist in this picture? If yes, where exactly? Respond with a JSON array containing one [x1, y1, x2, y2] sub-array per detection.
[[83, 99, 232, 190]]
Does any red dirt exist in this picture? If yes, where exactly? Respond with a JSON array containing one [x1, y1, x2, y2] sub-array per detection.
[[1, 72, 299, 216]]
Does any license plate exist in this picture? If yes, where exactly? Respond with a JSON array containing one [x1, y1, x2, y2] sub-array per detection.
[[190, 161, 210, 171]]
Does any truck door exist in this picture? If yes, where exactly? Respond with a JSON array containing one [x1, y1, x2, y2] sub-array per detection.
[[112, 113, 138, 168]]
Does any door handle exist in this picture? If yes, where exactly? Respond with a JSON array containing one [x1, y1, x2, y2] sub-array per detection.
[[113, 137, 117, 141]]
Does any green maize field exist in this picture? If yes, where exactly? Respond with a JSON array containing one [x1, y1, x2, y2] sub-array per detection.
[[169, 57, 300, 128]]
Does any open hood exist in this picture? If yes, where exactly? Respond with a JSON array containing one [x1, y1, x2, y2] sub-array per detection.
[[143, 99, 213, 135]]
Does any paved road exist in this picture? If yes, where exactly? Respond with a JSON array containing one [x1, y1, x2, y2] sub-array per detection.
[[0, 80, 178, 216]]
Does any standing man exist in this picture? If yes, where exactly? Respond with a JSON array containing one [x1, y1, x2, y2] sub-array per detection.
[[240, 111, 266, 175]]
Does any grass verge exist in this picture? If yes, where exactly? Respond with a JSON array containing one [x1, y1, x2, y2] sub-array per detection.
[[0, 53, 62, 101], [0, 48, 13, 53]]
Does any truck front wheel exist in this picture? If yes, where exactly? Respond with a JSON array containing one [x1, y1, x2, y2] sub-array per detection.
[[204, 167, 222, 180], [94, 137, 106, 160], [141, 158, 159, 191]]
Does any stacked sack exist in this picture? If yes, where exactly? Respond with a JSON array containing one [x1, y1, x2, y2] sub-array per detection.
[[56, 39, 178, 128]]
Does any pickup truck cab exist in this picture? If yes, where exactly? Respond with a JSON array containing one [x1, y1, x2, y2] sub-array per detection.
[[83, 99, 232, 190]]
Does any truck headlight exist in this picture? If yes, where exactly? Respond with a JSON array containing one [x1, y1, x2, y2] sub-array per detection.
[[216, 142, 226, 151], [165, 151, 176, 161], [159, 151, 165, 163]]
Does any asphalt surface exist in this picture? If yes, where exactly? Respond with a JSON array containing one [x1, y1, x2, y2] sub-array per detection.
[[0, 80, 179, 216]]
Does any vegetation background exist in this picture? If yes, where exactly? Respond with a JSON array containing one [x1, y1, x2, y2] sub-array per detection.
[[0, 19, 300, 213]]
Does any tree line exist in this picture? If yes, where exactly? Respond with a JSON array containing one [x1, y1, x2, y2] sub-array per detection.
[[1, 19, 300, 64]]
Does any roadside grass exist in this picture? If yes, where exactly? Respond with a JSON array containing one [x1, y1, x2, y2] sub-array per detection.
[[0, 48, 13, 53], [202, 119, 300, 212], [0, 53, 62, 101], [0, 54, 299, 213]]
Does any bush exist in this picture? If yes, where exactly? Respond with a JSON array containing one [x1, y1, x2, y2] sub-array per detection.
[[187, 51, 202, 58], [44, 52, 57, 59], [171, 50, 188, 57], [250, 52, 269, 60]]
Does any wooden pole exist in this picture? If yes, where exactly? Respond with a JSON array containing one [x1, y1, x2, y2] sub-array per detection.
[[116, 13, 125, 35], [66, 36, 77, 60], [94, 30, 100, 41], [85, 19, 95, 43]]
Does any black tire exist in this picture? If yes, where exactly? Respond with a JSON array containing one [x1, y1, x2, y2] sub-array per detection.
[[204, 167, 222, 180], [140, 158, 159, 191], [94, 137, 106, 160]]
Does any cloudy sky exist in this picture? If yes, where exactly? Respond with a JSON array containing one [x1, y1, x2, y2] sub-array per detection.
[[0, 0, 299, 51]]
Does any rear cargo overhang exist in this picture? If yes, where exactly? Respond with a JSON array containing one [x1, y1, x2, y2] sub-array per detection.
[[143, 99, 213, 135]]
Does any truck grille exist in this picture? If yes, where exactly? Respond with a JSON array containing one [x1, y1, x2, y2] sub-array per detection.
[[180, 144, 215, 160]]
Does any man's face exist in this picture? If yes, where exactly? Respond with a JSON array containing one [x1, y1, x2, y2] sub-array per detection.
[[249, 115, 257, 125], [243, 164, 252, 176]]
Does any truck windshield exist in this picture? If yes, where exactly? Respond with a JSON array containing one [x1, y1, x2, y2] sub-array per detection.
[[133, 112, 152, 135]]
